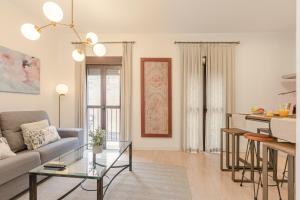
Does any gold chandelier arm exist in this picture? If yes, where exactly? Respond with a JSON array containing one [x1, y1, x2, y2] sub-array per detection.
[[71, 0, 74, 25], [72, 26, 82, 42], [56, 22, 72, 27], [36, 23, 56, 31]]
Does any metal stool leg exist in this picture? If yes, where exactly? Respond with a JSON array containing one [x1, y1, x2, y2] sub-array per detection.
[[236, 135, 240, 168], [250, 141, 255, 182], [273, 150, 278, 181], [257, 128, 261, 169], [240, 140, 251, 186], [220, 129, 224, 170], [287, 155, 295, 200], [263, 146, 269, 200], [250, 141, 257, 200], [226, 133, 230, 168], [267, 146, 282, 200], [256, 141, 261, 168], [281, 156, 288, 187], [255, 166, 262, 200], [231, 134, 236, 181]]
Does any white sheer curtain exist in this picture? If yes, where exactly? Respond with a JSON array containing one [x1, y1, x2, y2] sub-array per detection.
[[180, 44, 206, 152], [206, 44, 236, 152], [75, 45, 87, 142], [120, 43, 133, 141], [180, 43, 236, 153]]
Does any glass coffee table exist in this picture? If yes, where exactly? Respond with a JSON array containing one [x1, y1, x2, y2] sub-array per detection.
[[29, 141, 132, 200]]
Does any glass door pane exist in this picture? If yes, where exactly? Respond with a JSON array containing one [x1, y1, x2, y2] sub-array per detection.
[[106, 68, 121, 141], [106, 69, 120, 106], [87, 68, 101, 106], [87, 67, 102, 146]]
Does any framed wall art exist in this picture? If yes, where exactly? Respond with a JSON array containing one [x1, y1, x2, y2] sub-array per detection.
[[141, 58, 172, 137], [0, 46, 40, 94]]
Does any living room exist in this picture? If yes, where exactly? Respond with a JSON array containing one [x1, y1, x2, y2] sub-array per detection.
[[0, 0, 298, 200]]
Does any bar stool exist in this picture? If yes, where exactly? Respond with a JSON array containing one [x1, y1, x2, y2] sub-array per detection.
[[240, 132, 282, 200], [263, 142, 295, 200], [256, 128, 272, 168], [220, 128, 247, 182]]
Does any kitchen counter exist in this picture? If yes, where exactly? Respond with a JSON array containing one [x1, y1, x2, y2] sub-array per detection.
[[227, 113, 296, 143]]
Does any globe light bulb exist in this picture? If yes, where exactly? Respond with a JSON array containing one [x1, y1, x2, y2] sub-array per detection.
[[86, 32, 98, 45], [93, 43, 106, 56], [21, 23, 41, 41], [56, 84, 69, 95], [72, 49, 85, 62], [43, 1, 64, 22]]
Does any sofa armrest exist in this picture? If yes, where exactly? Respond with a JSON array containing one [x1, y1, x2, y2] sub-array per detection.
[[57, 128, 84, 146]]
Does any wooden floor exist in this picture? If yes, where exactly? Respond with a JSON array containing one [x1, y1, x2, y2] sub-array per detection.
[[132, 150, 289, 200]]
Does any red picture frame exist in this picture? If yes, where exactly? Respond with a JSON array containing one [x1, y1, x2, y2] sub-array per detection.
[[141, 58, 172, 138]]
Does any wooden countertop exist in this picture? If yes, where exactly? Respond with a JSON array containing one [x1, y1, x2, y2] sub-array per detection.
[[246, 114, 295, 122], [228, 113, 296, 143]]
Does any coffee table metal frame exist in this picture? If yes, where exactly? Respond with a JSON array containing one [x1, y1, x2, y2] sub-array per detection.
[[29, 142, 132, 200]]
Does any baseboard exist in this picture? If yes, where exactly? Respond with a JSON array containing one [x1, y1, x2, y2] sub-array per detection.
[[133, 146, 181, 151]]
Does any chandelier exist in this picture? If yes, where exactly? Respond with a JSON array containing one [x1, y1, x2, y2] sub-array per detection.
[[20, 0, 106, 62]]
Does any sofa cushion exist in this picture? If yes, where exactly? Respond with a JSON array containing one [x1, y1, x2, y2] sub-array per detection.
[[0, 111, 50, 152], [1, 130, 26, 152], [0, 111, 50, 131], [0, 150, 41, 186], [35, 137, 79, 163]]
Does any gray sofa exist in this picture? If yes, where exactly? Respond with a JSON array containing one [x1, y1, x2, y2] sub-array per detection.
[[0, 111, 84, 200]]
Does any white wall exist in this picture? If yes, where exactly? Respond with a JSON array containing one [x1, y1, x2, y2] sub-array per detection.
[[56, 32, 295, 150], [0, 1, 62, 126]]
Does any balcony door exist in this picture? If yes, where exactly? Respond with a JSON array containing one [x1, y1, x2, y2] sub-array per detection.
[[87, 65, 121, 142]]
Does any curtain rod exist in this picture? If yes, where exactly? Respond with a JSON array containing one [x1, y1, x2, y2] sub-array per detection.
[[71, 41, 135, 45], [174, 41, 240, 44]]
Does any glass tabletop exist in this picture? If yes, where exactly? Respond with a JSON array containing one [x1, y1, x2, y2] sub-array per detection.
[[30, 141, 132, 179]]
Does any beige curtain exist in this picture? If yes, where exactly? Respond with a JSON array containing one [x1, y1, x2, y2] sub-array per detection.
[[75, 45, 87, 143], [120, 43, 133, 141], [206, 44, 236, 152], [180, 44, 206, 152]]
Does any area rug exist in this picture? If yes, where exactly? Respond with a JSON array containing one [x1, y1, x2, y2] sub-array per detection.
[[17, 162, 191, 200]]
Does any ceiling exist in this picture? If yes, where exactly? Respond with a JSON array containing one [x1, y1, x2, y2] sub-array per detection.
[[11, 0, 296, 33]]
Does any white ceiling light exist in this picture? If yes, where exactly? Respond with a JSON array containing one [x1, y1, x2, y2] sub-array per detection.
[[72, 49, 85, 62], [86, 32, 98, 45], [21, 23, 41, 40], [93, 43, 107, 56], [20, 0, 108, 62], [43, 1, 64, 22]]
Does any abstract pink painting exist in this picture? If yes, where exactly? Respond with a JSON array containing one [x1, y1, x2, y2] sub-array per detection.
[[141, 58, 172, 137], [0, 46, 40, 94]]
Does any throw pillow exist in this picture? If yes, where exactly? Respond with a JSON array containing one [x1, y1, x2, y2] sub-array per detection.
[[21, 120, 50, 150], [29, 126, 61, 150], [0, 137, 16, 160]]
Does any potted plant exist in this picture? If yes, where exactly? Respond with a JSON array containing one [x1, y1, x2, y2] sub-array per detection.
[[89, 128, 106, 154]]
